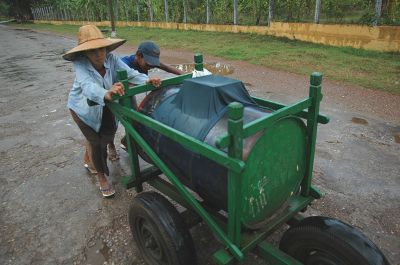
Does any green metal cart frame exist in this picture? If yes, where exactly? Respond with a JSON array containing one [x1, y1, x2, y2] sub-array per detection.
[[107, 55, 330, 265]]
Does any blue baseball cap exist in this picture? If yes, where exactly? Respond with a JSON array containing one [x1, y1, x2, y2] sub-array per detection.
[[137, 41, 160, 67]]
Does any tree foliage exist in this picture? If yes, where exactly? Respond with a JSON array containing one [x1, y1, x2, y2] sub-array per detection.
[[1, 0, 34, 21], [26, 0, 400, 26]]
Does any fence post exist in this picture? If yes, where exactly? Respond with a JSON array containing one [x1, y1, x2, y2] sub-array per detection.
[[136, 0, 140, 21], [50, 6, 54, 20], [268, 0, 274, 26], [164, 0, 169, 22], [206, 0, 210, 24], [233, 0, 238, 25], [149, 1, 154, 21], [373, 0, 382, 26], [183, 0, 187, 23], [314, 0, 321, 24]]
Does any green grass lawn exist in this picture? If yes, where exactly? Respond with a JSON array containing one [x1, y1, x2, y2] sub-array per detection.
[[12, 23, 400, 93]]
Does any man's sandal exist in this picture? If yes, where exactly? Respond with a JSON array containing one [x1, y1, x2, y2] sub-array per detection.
[[100, 185, 115, 198], [119, 143, 127, 152], [120, 136, 127, 152]]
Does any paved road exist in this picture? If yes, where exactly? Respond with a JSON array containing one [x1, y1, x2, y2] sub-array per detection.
[[0, 25, 399, 265]]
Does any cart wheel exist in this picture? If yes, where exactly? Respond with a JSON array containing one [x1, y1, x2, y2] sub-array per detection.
[[279, 216, 390, 265], [128, 192, 197, 265]]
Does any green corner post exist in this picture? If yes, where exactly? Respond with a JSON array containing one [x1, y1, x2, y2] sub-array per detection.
[[116, 70, 143, 192], [194, 53, 204, 71], [301, 72, 322, 196], [214, 102, 245, 265], [227, 102, 244, 245]]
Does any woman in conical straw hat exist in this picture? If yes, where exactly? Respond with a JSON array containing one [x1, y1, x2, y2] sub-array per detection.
[[64, 24, 161, 198]]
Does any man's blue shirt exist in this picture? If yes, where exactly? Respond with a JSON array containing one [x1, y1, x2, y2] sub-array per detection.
[[121, 54, 136, 69]]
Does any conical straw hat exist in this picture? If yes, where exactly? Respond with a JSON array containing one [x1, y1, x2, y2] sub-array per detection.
[[62, 24, 126, 61]]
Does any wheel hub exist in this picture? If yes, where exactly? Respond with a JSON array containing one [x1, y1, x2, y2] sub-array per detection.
[[138, 220, 165, 263]]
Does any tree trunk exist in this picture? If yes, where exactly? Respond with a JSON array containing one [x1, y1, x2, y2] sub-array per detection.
[[145, 0, 154, 22], [268, 0, 274, 26], [114, 0, 119, 22], [254, 0, 262, 25], [233, 0, 238, 25], [314, 0, 321, 24], [373, 0, 382, 26], [31, 8, 35, 20], [164, 0, 169, 22], [107, 0, 117, 36]]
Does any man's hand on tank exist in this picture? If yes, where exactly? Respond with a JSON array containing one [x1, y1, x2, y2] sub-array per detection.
[[147, 78, 161, 87]]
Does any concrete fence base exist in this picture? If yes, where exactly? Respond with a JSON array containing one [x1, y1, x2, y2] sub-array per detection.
[[34, 20, 400, 53]]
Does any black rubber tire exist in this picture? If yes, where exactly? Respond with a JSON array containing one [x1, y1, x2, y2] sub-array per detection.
[[280, 216, 390, 265], [128, 192, 197, 265]]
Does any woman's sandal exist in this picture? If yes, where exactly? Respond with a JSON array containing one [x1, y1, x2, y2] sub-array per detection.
[[99, 184, 115, 198], [84, 163, 98, 174]]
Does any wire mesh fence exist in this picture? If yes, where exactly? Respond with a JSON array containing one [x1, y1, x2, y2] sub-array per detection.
[[30, 0, 399, 26]]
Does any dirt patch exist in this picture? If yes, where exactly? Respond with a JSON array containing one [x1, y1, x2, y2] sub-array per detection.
[[351, 117, 369, 125], [394, 133, 400, 144]]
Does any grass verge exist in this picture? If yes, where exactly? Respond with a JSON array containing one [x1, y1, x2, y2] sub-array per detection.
[[10, 22, 400, 93]]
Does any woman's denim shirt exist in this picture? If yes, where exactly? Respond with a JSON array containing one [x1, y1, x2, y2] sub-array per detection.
[[67, 53, 148, 132]]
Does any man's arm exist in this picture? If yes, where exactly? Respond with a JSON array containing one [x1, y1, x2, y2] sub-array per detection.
[[159, 62, 184, 75]]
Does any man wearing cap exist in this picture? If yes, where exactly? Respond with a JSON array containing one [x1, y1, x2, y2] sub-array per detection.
[[118, 41, 184, 150], [121, 41, 183, 76]]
